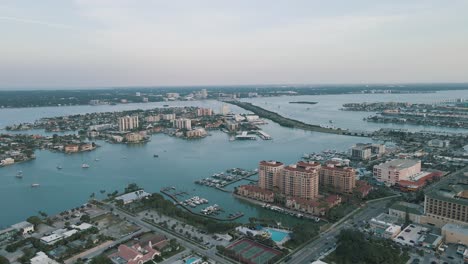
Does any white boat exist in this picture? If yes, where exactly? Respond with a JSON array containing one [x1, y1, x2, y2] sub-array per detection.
[[16, 171, 23, 178], [57, 165, 62, 170], [95, 158, 100, 161], [31, 183, 40, 187], [82, 163, 90, 168]]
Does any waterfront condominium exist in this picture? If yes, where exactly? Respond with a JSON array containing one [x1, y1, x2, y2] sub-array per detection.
[[118, 115, 139, 132], [258, 160, 284, 190], [319, 161, 356, 193], [173, 118, 192, 130], [281, 161, 321, 199]]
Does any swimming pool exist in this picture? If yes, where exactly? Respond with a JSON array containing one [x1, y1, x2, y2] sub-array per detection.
[[263, 228, 290, 242], [185, 257, 201, 264]]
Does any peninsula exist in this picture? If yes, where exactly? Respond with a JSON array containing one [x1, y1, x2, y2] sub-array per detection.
[[225, 101, 343, 134]]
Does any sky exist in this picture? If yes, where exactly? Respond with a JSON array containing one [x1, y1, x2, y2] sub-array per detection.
[[0, 0, 468, 89]]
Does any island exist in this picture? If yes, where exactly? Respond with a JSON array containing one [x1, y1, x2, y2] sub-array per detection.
[[289, 101, 318, 105]]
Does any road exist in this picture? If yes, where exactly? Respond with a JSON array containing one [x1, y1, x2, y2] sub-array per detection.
[[101, 203, 230, 264], [286, 199, 391, 264]]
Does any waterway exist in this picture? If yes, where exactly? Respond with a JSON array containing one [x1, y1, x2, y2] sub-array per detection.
[[0, 90, 466, 227], [241, 89, 468, 133]]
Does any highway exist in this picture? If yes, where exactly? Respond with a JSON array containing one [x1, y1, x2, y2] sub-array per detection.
[[286, 198, 393, 264]]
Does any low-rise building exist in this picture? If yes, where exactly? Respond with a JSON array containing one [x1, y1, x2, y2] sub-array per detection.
[[236, 185, 274, 203], [442, 224, 468, 246], [109, 243, 160, 264], [11, 221, 35, 235], [428, 139, 450, 148], [369, 213, 402, 239], [388, 201, 424, 224], [64, 144, 79, 153], [0, 157, 15, 166], [115, 190, 151, 205], [31, 251, 60, 264], [186, 128, 207, 138]]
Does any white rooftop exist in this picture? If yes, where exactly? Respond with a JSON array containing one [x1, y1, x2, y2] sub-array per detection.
[[11, 221, 34, 229], [115, 190, 151, 203], [30, 252, 60, 264]]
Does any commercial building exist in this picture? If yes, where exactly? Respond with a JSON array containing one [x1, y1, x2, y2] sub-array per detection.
[[165, 93, 179, 100], [422, 170, 468, 227], [281, 161, 321, 199], [173, 118, 192, 130], [369, 213, 401, 239], [115, 190, 151, 205], [373, 159, 421, 186], [442, 224, 468, 246], [319, 161, 356, 193], [350, 143, 385, 160], [258, 161, 284, 190], [118, 116, 139, 132]]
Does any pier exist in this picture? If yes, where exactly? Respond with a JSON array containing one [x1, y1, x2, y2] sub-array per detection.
[[257, 130, 272, 140], [194, 168, 258, 191], [160, 188, 244, 221]]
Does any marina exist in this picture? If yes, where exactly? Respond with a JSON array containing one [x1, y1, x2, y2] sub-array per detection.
[[160, 187, 245, 221], [194, 168, 258, 190]]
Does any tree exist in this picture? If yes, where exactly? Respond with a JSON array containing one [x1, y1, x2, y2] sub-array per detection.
[[90, 255, 112, 264], [80, 214, 91, 223], [0, 255, 10, 264], [26, 216, 42, 227]]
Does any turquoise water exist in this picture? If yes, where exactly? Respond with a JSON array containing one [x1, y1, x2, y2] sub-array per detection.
[[186, 257, 201, 264], [263, 228, 290, 242], [0, 90, 466, 227]]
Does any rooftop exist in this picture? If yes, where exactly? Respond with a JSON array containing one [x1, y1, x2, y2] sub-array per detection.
[[425, 167, 468, 206], [389, 201, 424, 216], [442, 224, 468, 236], [259, 160, 284, 167], [376, 159, 420, 169]]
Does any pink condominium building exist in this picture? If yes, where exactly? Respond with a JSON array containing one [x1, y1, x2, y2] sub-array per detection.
[[258, 160, 284, 190], [281, 161, 321, 199], [373, 159, 421, 186]]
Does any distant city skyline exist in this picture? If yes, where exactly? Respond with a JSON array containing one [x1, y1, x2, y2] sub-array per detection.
[[1, 0, 468, 89]]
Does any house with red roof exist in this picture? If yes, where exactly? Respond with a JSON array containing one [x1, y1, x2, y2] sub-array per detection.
[[108, 243, 160, 264]]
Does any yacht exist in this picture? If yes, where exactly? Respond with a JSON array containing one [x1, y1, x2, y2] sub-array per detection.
[[153, 154, 159, 158], [16, 171, 23, 178], [82, 163, 90, 168], [95, 158, 100, 161], [31, 183, 40, 188], [56, 165, 62, 170]]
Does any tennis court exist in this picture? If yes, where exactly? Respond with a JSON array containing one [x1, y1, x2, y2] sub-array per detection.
[[225, 238, 282, 264]]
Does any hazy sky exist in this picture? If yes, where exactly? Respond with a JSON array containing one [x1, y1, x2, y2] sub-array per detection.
[[1, 0, 468, 89]]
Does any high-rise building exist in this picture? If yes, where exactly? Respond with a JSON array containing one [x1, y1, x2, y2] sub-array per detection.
[[258, 161, 284, 190], [173, 118, 192, 130], [281, 161, 321, 199], [197, 108, 213, 116], [220, 104, 230, 115], [373, 159, 421, 186], [118, 116, 139, 131], [161, 113, 176, 120], [319, 161, 356, 193]]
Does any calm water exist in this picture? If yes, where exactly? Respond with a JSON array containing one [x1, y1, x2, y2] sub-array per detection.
[[0, 90, 466, 227], [242, 90, 468, 133]]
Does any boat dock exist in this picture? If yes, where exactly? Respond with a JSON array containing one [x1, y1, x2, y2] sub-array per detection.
[[194, 168, 258, 190], [235, 131, 257, 140], [160, 188, 244, 221], [257, 130, 272, 140]]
